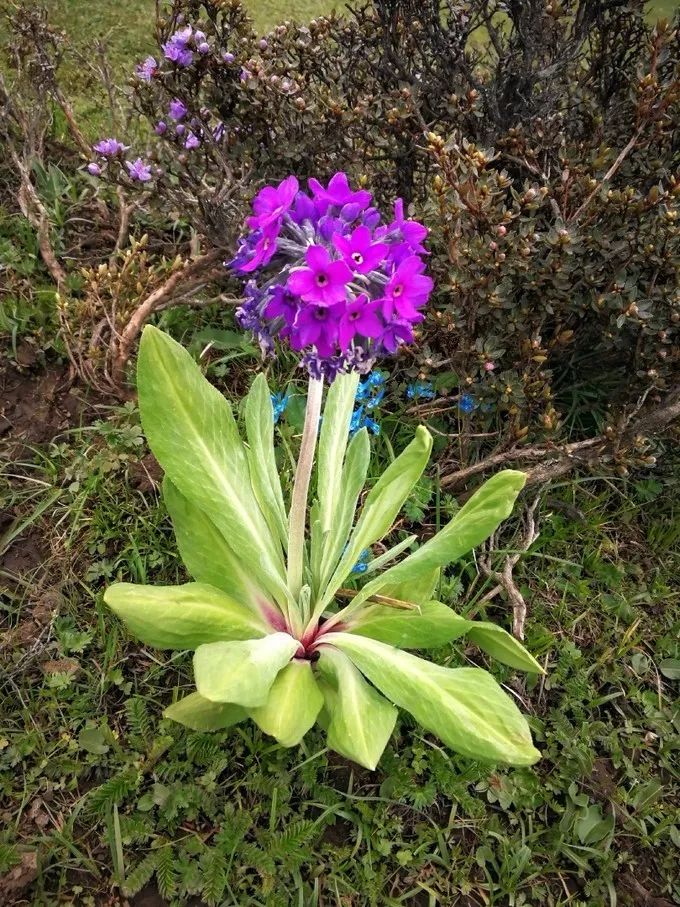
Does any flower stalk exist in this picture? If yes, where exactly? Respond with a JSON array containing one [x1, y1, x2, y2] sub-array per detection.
[[287, 376, 324, 607]]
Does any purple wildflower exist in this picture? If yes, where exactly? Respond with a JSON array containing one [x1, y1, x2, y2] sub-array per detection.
[[337, 295, 383, 352], [163, 26, 193, 67], [333, 226, 389, 274], [291, 304, 341, 358], [381, 256, 433, 321], [184, 131, 201, 150], [197, 41, 210, 54], [168, 99, 188, 121], [135, 56, 158, 81], [248, 176, 299, 230], [93, 138, 128, 157], [229, 172, 431, 380], [308, 172, 372, 211], [87, 162, 102, 176], [222, 51, 235, 64], [125, 158, 153, 182], [155, 121, 167, 135], [287, 245, 352, 307], [238, 226, 279, 273]]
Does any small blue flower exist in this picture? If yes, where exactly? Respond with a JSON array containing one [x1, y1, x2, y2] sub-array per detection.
[[406, 381, 435, 401], [459, 393, 476, 414], [351, 548, 371, 575], [350, 406, 381, 436], [271, 391, 289, 424], [356, 371, 386, 409]]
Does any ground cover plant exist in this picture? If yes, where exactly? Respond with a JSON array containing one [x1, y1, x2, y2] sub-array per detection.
[[0, 0, 679, 905]]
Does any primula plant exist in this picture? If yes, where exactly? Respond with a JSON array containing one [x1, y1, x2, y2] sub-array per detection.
[[105, 175, 542, 770]]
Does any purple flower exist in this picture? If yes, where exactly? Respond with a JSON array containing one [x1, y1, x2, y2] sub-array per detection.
[[163, 27, 194, 67], [228, 172, 432, 380], [87, 162, 102, 176], [238, 226, 279, 273], [163, 41, 193, 66], [264, 286, 298, 337], [168, 98, 188, 121], [291, 304, 341, 357], [248, 176, 299, 230], [197, 41, 210, 54], [184, 131, 200, 150], [240, 68, 252, 82], [93, 138, 128, 157], [337, 295, 383, 351], [287, 245, 352, 306], [125, 158, 153, 182], [135, 56, 158, 81], [155, 121, 167, 135], [333, 225, 388, 274], [381, 256, 432, 320], [378, 320, 415, 353], [222, 51, 235, 64], [308, 172, 372, 213]]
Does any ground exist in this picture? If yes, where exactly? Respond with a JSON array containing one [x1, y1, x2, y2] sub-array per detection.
[[1, 343, 679, 906]]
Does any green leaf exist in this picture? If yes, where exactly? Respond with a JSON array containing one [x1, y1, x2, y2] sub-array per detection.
[[249, 661, 323, 746], [331, 632, 540, 765], [349, 470, 526, 611], [79, 725, 110, 755], [104, 582, 268, 650], [658, 658, 680, 680], [245, 374, 288, 548], [318, 371, 360, 535], [318, 428, 371, 587], [164, 692, 247, 731], [193, 632, 299, 706], [349, 598, 543, 668], [465, 623, 544, 673], [163, 478, 272, 615], [316, 647, 397, 769], [136, 326, 288, 608], [348, 599, 471, 648], [321, 426, 433, 608]]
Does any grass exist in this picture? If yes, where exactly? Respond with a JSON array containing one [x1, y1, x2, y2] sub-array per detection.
[[1, 366, 679, 906]]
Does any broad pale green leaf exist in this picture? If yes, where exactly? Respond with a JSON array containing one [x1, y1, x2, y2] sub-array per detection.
[[318, 428, 371, 589], [104, 582, 268, 650], [244, 374, 288, 548], [317, 371, 360, 537], [193, 632, 299, 706], [348, 600, 544, 672], [163, 478, 274, 617], [347, 470, 526, 612], [348, 599, 470, 649], [249, 661, 323, 746], [321, 426, 433, 608], [316, 647, 397, 770], [466, 624, 544, 674], [331, 633, 540, 765], [136, 326, 288, 608], [164, 692, 247, 731], [382, 568, 440, 606]]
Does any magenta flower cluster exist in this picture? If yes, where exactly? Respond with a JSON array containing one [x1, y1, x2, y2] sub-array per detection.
[[230, 173, 432, 380]]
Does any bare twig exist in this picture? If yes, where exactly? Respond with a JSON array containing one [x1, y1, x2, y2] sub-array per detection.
[[478, 497, 540, 639], [110, 248, 224, 385]]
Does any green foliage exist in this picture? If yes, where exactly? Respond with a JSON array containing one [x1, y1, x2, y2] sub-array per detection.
[[107, 326, 538, 770]]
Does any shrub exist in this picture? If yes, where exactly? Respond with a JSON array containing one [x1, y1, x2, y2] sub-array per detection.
[[3, 0, 679, 472]]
